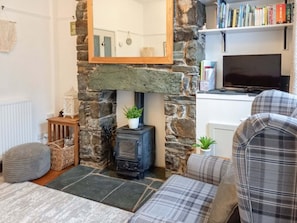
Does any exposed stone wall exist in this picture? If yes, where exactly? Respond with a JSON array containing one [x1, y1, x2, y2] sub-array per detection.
[[75, 0, 206, 174]]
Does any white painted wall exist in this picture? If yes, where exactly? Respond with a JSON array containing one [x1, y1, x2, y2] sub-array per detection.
[[144, 93, 165, 167], [0, 0, 54, 141], [52, 0, 77, 114], [0, 0, 77, 142]]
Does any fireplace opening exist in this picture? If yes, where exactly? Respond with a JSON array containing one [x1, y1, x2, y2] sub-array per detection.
[[114, 92, 155, 179]]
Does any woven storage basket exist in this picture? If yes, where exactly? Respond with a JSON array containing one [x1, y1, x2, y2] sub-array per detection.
[[48, 139, 74, 171]]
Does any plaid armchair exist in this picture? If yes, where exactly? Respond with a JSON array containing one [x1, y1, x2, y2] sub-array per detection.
[[129, 154, 234, 223], [233, 90, 297, 223]]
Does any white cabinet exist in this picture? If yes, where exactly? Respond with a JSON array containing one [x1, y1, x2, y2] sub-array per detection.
[[196, 93, 255, 158]]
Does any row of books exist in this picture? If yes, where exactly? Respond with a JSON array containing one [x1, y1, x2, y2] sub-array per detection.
[[216, 1, 294, 29]]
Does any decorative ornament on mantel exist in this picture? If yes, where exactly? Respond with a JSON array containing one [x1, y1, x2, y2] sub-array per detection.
[[63, 87, 79, 118]]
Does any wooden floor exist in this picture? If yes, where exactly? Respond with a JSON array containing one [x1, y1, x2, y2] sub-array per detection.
[[32, 165, 74, 186]]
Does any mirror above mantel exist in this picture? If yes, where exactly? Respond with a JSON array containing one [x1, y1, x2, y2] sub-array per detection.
[[87, 0, 173, 64]]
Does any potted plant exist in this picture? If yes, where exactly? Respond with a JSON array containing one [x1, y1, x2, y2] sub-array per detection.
[[123, 105, 143, 129], [193, 136, 216, 156]]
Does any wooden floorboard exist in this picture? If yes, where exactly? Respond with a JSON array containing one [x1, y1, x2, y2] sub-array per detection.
[[32, 165, 74, 186]]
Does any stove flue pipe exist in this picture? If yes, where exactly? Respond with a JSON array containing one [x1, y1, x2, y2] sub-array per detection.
[[134, 92, 144, 127]]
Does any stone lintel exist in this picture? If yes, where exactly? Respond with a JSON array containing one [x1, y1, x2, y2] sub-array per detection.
[[89, 65, 183, 95]]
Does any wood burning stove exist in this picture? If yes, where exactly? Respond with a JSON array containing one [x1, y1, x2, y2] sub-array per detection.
[[114, 92, 155, 178], [115, 125, 155, 178]]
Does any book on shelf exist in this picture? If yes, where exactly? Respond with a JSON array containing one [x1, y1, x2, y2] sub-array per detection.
[[276, 3, 287, 24], [287, 3, 293, 23], [200, 60, 216, 92], [215, 1, 294, 29], [232, 8, 238, 27]]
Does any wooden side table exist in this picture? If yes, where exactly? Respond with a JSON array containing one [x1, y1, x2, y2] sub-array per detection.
[[47, 116, 80, 166]]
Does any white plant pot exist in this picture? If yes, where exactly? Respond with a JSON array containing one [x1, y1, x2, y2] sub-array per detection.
[[128, 118, 139, 129], [200, 148, 212, 156]]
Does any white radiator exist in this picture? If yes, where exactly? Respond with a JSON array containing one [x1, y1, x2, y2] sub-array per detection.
[[0, 99, 33, 157]]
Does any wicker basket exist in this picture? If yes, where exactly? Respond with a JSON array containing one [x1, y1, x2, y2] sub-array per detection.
[[48, 139, 74, 171]]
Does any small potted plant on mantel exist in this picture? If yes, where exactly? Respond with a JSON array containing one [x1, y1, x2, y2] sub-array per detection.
[[193, 136, 216, 156], [123, 105, 143, 129]]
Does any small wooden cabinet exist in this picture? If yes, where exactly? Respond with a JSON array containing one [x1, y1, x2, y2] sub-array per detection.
[[47, 116, 80, 166]]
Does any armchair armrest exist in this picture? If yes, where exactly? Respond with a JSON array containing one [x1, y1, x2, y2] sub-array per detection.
[[252, 90, 297, 116], [233, 112, 297, 155], [185, 154, 231, 186]]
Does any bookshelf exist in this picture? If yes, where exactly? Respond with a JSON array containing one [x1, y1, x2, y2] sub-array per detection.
[[199, 23, 293, 34], [199, 0, 294, 51], [199, 0, 290, 6], [200, 0, 251, 6]]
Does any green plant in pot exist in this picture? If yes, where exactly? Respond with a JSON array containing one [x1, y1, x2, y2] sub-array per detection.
[[193, 136, 216, 156], [123, 105, 143, 129]]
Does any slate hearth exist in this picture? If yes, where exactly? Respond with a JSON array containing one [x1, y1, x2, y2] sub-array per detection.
[[46, 165, 165, 212]]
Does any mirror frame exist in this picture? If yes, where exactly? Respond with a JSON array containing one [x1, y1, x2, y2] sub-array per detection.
[[87, 0, 173, 64]]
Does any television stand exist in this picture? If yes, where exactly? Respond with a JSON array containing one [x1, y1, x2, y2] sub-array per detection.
[[243, 88, 264, 95], [205, 88, 261, 96]]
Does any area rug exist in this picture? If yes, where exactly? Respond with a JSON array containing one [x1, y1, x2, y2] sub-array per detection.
[[0, 175, 133, 223], [46, 165, 165, 213]]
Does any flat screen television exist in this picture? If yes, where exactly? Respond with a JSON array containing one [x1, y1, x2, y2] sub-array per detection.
[[223, 54, 281, 92]]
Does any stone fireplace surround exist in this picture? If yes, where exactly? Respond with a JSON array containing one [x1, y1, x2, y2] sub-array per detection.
[[76, 0, 206, 177]]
